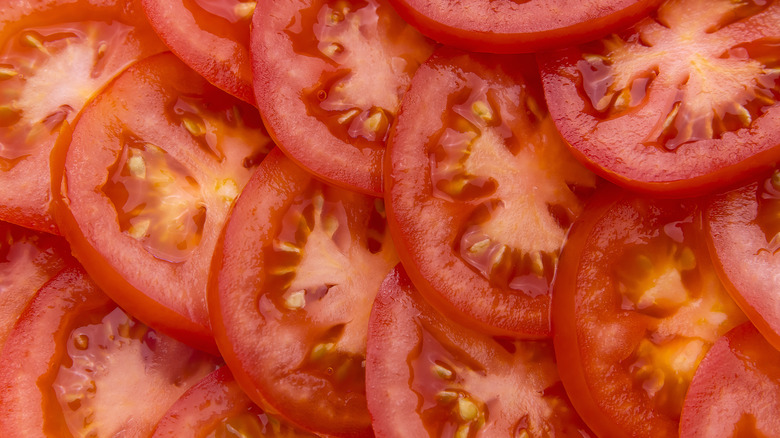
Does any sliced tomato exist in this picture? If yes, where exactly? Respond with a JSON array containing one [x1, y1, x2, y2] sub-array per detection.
[[0, 263, 220, 437], [538, 0, 780, 196], [386, 47, 597, 338], [366, 264, 594, 437], [210, 148, 398, 437], [0, 219, 73, 349], [552, 187, 747, 437], [680, 323, 780, 438], [250, 0, 435, 195], [54, 52, 274, 354], [153, 366, 317, 437], [0, 0, 166, 233], [387, 0, 661, 54], [141, 0, 255, 104]]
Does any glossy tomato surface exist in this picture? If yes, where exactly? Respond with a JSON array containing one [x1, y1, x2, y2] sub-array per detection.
[[386, 47, 597, 338], [250, 0, 434, 195], [552, 187, 747, 437], [141, 0, 255, 104], [54, 52, 274, 354], [366, 264, 593, 437], [680, 323, 780, 438], [210, 148, 397, 437], [539, 0, 780, 196], [0, 0, 166, 233], [0, 263, 219, 437], [387, 0, 662, 53]]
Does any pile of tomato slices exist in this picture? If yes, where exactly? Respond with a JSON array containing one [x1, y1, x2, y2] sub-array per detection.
[[0, 0, 779, 436]]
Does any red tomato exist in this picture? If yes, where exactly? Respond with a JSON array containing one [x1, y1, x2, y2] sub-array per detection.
[[0, 220, 73, 349], [538, 0, 780, 197], [386, 47, 597, 338], [366, 264, 594, 437], [250, 0, 434, 195], [0, 0, 166, 233], [54, 52, 274, 354], [680, 323, 780, 437], [552, 187, 747, 437], [387, 0, 662, 54], [153, 366, 317, 437], [141, 0, 255, 104], [0, 263, 220, 437], [210, 148, 398, 437]]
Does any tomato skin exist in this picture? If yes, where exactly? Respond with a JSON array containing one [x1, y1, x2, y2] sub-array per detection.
[[387, 0, 662, 54]]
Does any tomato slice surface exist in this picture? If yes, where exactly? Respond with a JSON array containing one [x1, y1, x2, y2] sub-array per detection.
[[141, 0, 255, 104], [54, 52, 274, 354], [0, 0, 166, 233], [250, 0, 434, 195], [386, 47, 597, 338], [552, 187, 747, 437], [387, 0, 661, 54], [0, 263, 220, 437], [210, 148, 398, 437], [705, 169, 780, 351], [367, 264, 594, 437], [538, 0, 780, 196], [680, 323, 780, 438]]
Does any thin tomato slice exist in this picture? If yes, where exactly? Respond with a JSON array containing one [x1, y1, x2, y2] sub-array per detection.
[[153, 366, 317, 437], [387, 0, 661, 54], [251, 0, 434, 195], [367, 264, 593, 437], [54, 52, 274, 354], [680, 323, 780, 438], [0, 0, 166, 233], [539, 0, 780, 196], [141, 0, 255, 104], [386, 47, 597, 338], [0, 263, 220, 437], [210, 148, 398, 437], [552, 187, 747, 437]]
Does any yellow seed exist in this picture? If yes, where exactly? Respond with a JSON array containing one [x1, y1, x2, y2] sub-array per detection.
[[275, 241, 301, 253], [661, 102, 681, 133], [468, 239, 491, 255], [215, 178, 239, 202], [128, 219, 151, 240], [433, 363, 454, 380], [583, 53, 608, 64], [96, 42, 108, 59], [530, 251, 545, 276], [364, 110, 386, 133], [183, 117, 206, 136], [516, 429, 530, 438], [338, 109, 360, 124], [436, 391, 458, 403], [490, 245, 508, 271], [74, 334, 89, 350], [271, 266, 297, 275], [323, 43, 344, 58], [613, 87, 631, 111], [733, 103, 752, 126], [285, 290, 306, 309], [128, 154, 146, 179], [526, 95, 545, 120], [311, 342, 335, 361], [328, 11, 345, 25], [677, 246, 696, 271], [22, 33, 48, 54], [322, 215, 339, 237], [0, 66, 18, 80], [472, 101, 493, 122], [234, 1, 256, 20], [458, 398, 479, 421], [455, 423, 471, 438]]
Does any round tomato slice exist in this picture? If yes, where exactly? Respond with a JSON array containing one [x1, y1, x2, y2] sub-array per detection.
[[54, 52, 274, 354], [552, 187, 747, 437], [250, 0, 434, 196], [0, 0, 166, 233], [705, 169, 780, 352], [153, 366, 318, 437], [387, 0, 661, 54], [367, 264, 594, 437], [141, 0, 255, 104], [210, 148, 398, 437], [538, 0, 780, 197], [680, 323, 780, 438], [386, 47, 597, 338], [0, 263, 220, 437]]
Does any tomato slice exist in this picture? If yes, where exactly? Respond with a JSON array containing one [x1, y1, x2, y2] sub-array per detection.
[[54, 52, 274, 354], [387, 0, 662, 54], [250, 0, 434, 195], [0, 0, 166, 233], [680, 323, 780, 438], [538, 0, 780, 196], [141, 0, 255, 104], [386, 47, 597, 338], [367, 264, 594, 437], [153, 366, 318, 437], [210, 148, 398, 437], [0, 219, 73, 349], [705, 169, 780, 351], [552, 187, 748, 437], [0, 263, 220, 437]]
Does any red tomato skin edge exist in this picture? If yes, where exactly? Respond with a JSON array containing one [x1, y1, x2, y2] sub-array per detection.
[[550, 184, 633, 438], [50, 122, 220, 356], [386, 0, 663, 54]]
